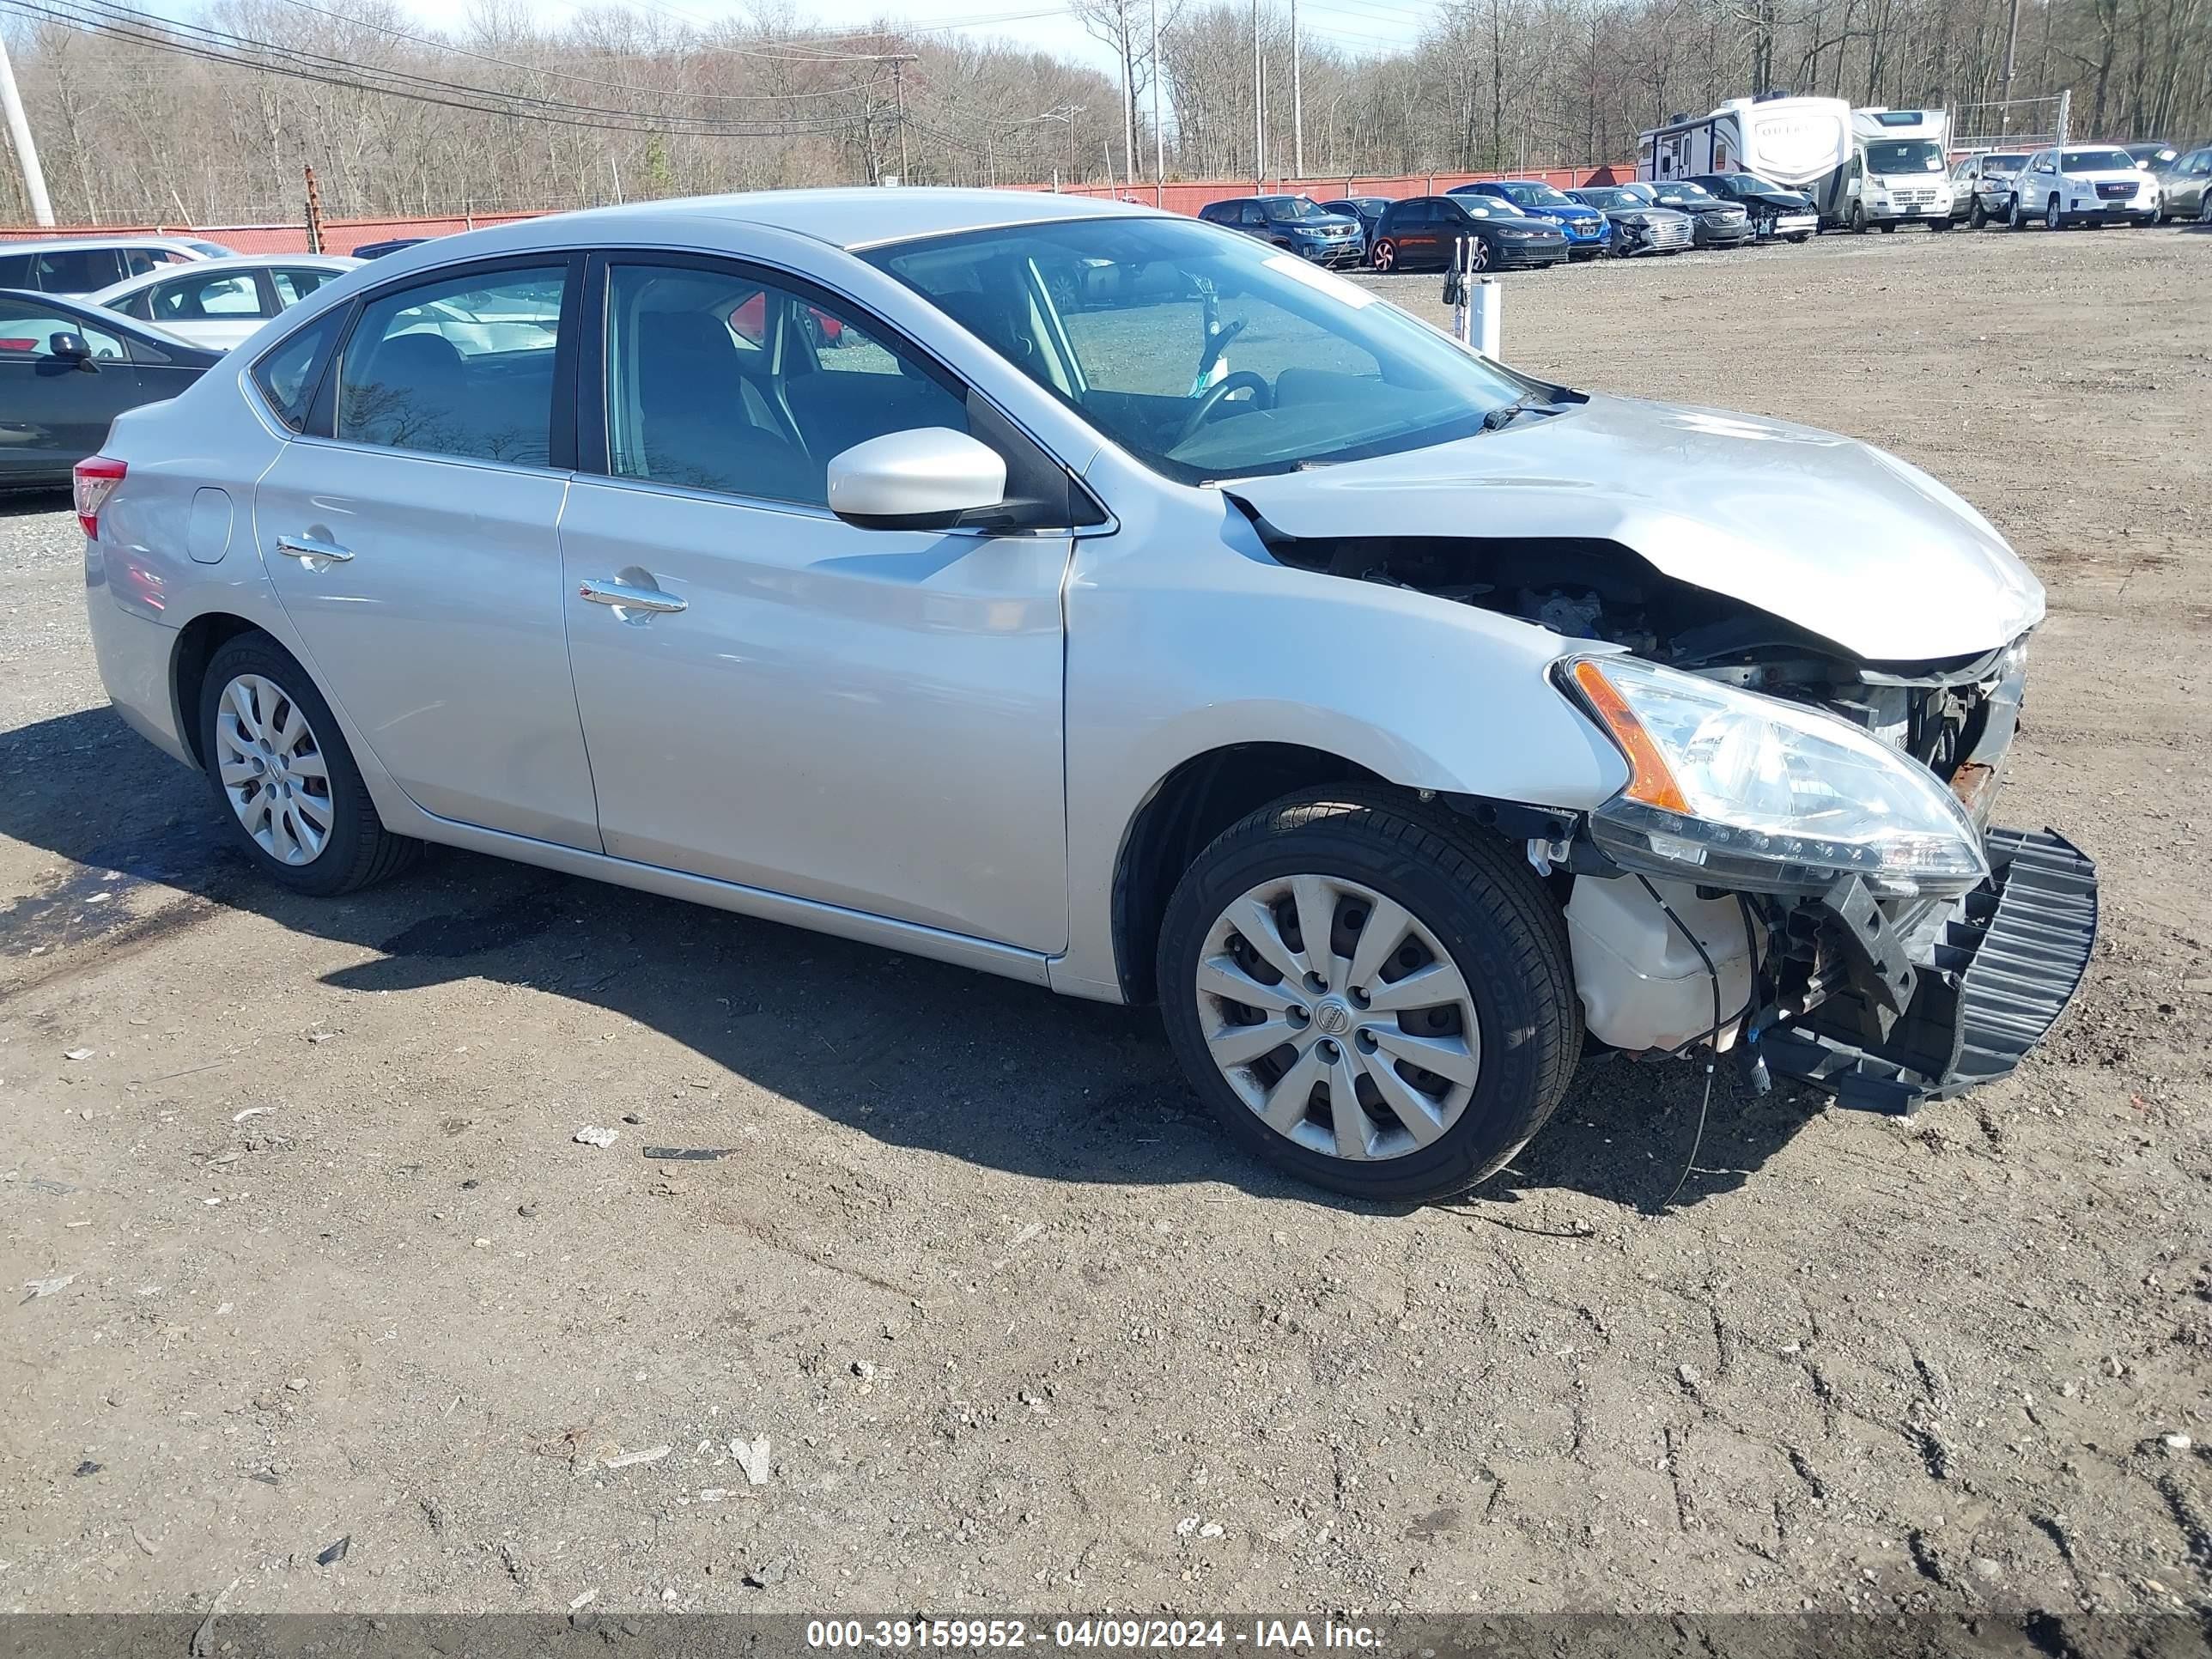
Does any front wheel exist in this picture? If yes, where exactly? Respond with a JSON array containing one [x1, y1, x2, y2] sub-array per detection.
[[2008, 193, 2026, 229], [2046, 193, 2063, 230], [1466, 236, 1492, 272], [198, 633, 419, 896], [1787, 232, 1810, 243], [1971, 197, 1989, 228], [1157, 792, 1581, 1203], [1850, 201, 1868, 233]]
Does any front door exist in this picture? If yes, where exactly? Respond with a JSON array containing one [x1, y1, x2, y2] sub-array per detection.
[[0, 300, 141, 483], [557, 257, 1069, 952], [252, 258, 600, 849]]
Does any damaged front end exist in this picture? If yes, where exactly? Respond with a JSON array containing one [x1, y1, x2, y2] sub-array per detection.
[[1258, 528, 2098, 1114]]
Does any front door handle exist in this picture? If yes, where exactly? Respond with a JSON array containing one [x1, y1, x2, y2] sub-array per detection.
[[578, 576, 686, 616], [275, 533, 353, 563]]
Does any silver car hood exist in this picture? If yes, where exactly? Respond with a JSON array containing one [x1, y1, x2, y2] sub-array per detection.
[[1224, 392, 2045, 661]]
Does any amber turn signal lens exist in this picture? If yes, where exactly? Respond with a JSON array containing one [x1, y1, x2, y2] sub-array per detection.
[[1571, 659, 1692, 814]]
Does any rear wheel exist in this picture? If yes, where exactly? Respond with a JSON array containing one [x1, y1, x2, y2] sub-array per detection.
[[1157, 792, 1581, 1203], [1371, 238, 1397, 271], [197, 633, 418, 896]]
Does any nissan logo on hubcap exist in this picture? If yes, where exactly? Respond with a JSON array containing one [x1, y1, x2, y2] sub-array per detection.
[[1314, 999, 1352, 1036]]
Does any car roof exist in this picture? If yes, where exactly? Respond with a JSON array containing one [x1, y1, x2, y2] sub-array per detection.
[[0, 234, 218, 257], [389, 188, 1170, 262], [88, 252, 362, 305]]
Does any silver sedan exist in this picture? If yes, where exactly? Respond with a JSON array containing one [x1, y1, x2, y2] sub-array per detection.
[[79, 189, 2091, 1200]]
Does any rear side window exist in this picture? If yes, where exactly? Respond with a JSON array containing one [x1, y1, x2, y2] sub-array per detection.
[[252, 307, 345, 431], [147, 269, 266, 323], [33, 247, 121, 292], [336, 265, 566, 465], [0, 252, 32, 286]]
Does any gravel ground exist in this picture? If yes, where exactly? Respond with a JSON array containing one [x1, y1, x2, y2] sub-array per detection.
[[1, 222, 2209, 1635]]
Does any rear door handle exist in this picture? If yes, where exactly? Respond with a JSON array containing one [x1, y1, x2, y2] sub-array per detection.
[[275, 533, 353, 563], [578, 577, 686, 616]]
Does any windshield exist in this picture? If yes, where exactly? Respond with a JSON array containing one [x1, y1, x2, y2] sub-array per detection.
[[1983, 153, 2027, 172], [866, 216, 1533, 486], [2060, 149, 2135, 172], [1574, 188, 1640, 210], [2126, 145, 2179, 167], [1261, 195, 1332, 222], [1655, 182, 1718, 204], [1865, 140, 1944, 174], [1504, 183, 1574, 208]]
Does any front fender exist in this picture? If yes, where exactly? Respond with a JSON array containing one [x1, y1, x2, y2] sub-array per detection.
[[1053, 479, 1628, 1000]]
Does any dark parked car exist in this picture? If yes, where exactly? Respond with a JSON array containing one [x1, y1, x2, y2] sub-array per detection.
[[1368, 194, 1568, 272], [1685, 173, 1820, 240], [1566, 185, 1693, 254], [1195, 196, 1365, 266], [0, 290, 218, 489], [2123, 143, 2180, 174], [1318, 196, 1393, 240], [1447, 179, 1610, 259], [1620, 181, 1753, 246], [349, 236, 431, 260]]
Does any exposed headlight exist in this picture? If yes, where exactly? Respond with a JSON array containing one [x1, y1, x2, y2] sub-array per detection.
[[1564, 655, 1990, 899]]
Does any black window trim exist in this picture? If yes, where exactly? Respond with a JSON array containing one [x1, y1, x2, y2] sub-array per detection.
[[297, 250, 586, 471], [574, 246, 1103, 535]]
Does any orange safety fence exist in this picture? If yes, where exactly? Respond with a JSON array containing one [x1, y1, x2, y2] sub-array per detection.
[[0, 167, 1632, 254]]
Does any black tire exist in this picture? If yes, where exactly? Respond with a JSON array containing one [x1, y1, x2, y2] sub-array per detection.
[[1371, 238, 1396, 271], [2008, 193, 2026, 229], [2045, 193, 2063, 231], [196, 632, 419, 897], [1787, 232, 1810, 242], [1850, 201, 1868, 234], [1156, 790, 1581, 1203], [1971, 197, 1988, 228]]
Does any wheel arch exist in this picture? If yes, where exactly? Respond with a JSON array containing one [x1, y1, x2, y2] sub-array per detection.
[[170, 611, 270, 768], [1108, 743, 1398, 1006]]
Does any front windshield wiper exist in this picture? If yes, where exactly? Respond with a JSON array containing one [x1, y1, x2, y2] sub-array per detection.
[[1482, 392, 1554, 431]]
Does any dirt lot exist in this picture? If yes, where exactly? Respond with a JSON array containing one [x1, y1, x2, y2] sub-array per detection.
[[2, 222, 2209, 1634]]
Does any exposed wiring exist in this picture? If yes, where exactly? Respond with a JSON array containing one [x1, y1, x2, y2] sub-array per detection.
[[1634, 872, 1723, 1212]]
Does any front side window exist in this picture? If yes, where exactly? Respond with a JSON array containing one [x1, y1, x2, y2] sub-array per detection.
[[336, 265, 564, 464], [602, 262, 968, 507], [148, 270, 268, 323], [867, 216, 1529, 486], [270, 267, 337, 306], [0, 299, 125, 360]]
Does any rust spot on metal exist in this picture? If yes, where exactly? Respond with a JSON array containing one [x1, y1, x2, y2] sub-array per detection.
[[1951, 761, 1997, 817]]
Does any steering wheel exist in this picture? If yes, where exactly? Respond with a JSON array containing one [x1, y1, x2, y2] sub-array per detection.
[[1175, 370, 1273, 446]]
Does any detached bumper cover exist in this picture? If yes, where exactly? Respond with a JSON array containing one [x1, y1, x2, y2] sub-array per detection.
[[1761, 828, 2098, 1113]]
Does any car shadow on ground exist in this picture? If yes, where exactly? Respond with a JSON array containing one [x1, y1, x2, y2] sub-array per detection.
[[0, 703, 1833, 1213]]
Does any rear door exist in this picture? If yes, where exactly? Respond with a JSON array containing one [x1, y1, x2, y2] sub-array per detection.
[[251, 257, 601, 849], [0, 299, 143, 483]]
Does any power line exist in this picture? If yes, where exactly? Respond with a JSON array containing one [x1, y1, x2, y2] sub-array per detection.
[[2, 0, 882, 137], [261, 0, 880, 100]]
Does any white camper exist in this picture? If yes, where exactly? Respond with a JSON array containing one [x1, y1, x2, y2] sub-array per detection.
[[1638, 94, 1853, 190], [1809, 107, 1956, 231]]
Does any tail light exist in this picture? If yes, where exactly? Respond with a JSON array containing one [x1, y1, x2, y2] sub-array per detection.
[[74, 456, 125, 539]]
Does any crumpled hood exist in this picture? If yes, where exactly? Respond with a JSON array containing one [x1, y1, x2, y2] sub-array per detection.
[[1225, 392, 2044, 661]]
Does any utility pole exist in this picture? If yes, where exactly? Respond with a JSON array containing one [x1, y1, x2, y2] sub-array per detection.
[[1996, 0, 2021, 137], [303, 164, 325, 254], [1252, 0, 1263, 185], [890, 57, 914, 182], [1291, 0, 1303, 179], [1149, 0, 1164, 187], [0, 30, 54, 226]]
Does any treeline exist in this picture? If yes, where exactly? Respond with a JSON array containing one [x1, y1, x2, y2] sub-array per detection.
[[1, 0, 2204, 226]]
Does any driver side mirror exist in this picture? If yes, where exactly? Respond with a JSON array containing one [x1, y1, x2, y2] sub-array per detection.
[[47, 331, 99, 371], [826, 428, 1007, 532]]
